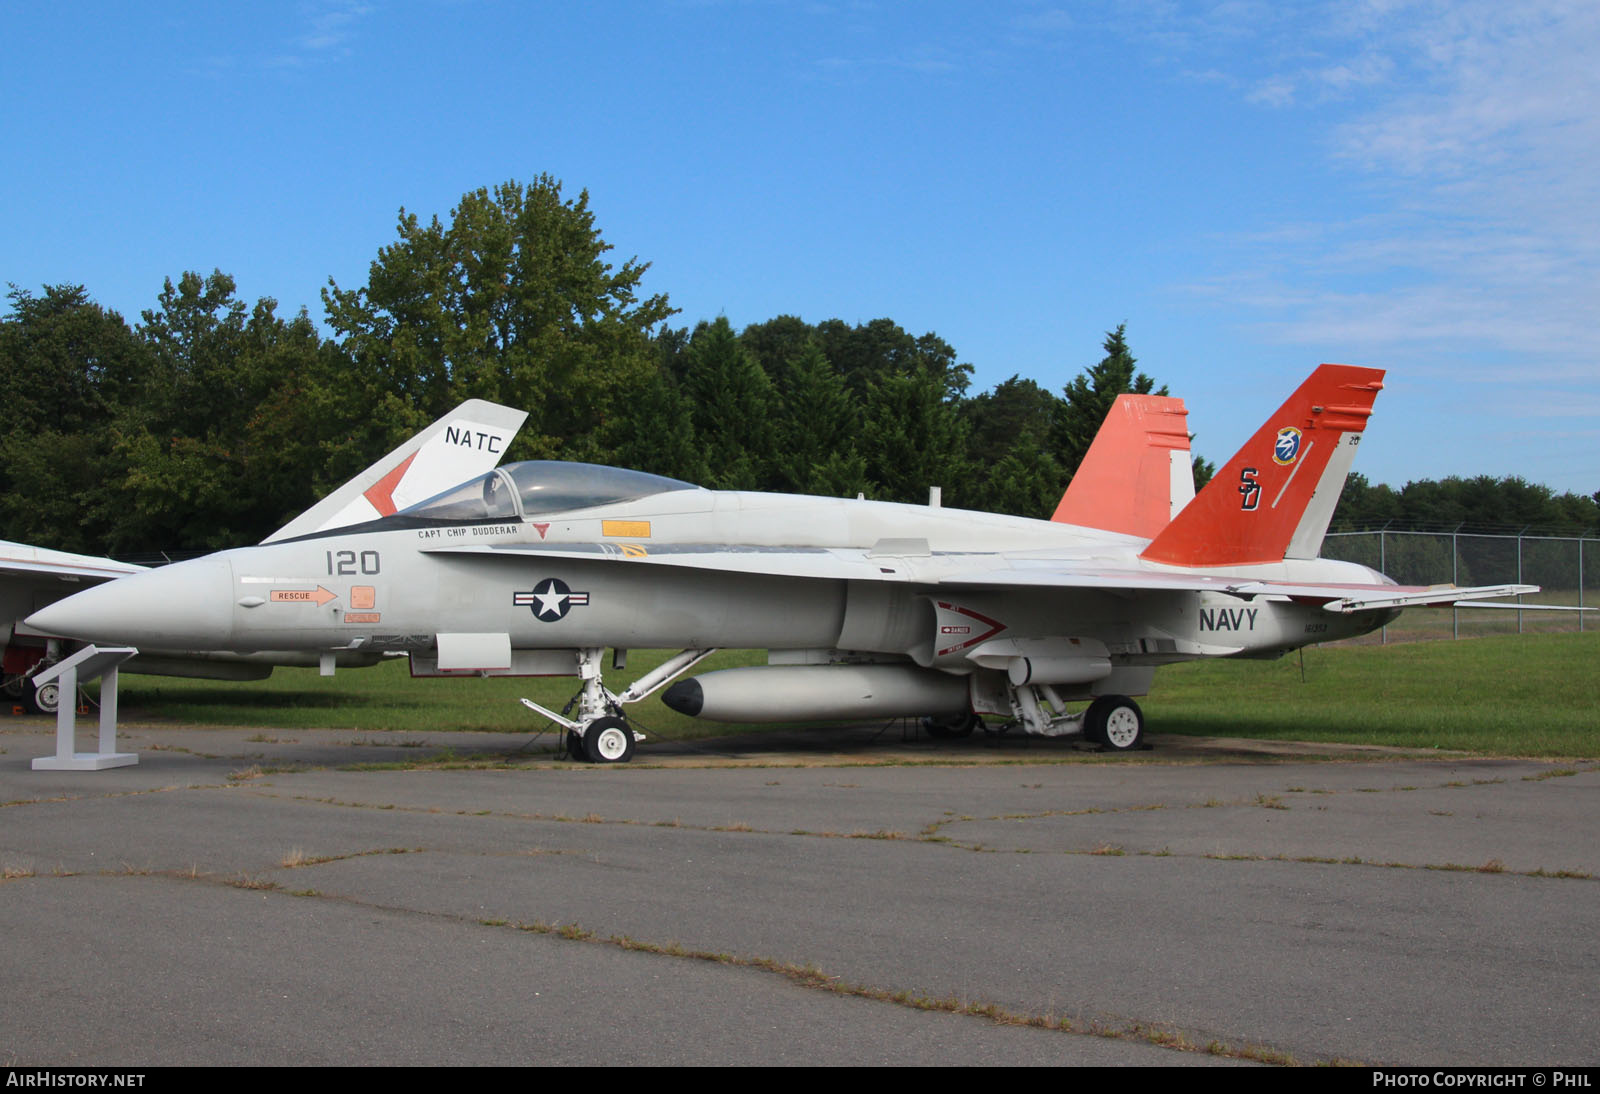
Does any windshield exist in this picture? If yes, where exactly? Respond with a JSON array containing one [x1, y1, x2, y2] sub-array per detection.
[[401, 461, 700, 522]]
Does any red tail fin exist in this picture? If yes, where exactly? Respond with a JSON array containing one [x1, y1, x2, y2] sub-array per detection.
[[1140, 365, 1384, 567], [1052, 394, 1191, 539]]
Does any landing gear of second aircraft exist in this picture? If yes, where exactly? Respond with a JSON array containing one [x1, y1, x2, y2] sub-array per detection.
[[26, 679, 61, 716]]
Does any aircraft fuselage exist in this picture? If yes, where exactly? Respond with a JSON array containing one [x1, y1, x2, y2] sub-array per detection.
[[28, 486, 1392, 677]]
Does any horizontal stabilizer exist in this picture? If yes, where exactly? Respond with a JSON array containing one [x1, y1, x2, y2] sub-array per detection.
[[1318, 584, 1541, 614], [1450, 602, 1595, 612]]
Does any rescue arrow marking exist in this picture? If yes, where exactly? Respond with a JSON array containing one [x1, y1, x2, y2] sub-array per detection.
[[270, 586, 338, 606]]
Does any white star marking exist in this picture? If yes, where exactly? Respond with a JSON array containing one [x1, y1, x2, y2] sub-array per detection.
[[534, 580, 569, 619]]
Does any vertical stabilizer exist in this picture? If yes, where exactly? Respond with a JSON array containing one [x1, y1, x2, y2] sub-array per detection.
[[262, 400, 529, 543], [1140, 365, 1384, 567], [1052, 394, 1191, 539]]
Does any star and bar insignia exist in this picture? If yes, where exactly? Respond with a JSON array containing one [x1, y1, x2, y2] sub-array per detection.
[[513, 578, 591, 622]]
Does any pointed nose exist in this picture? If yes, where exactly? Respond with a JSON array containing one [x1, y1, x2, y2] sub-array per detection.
[[26, 555, 234, 649]]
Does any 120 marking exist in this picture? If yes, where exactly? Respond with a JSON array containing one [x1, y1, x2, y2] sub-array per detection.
[[327, 550, 381, 576]]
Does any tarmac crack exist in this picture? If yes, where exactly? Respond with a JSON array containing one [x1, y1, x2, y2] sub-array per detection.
[[1, 781, 231, 809], [80, 864, 1318, 1066]]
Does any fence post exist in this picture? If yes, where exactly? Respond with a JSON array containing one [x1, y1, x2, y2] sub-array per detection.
[[1379, 526, 1388, 644], [1452, 527, 1460, 640], [1517, 527, 1525, 634]]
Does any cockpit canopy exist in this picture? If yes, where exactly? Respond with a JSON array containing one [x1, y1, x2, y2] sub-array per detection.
[[401, 461, 701, 523]]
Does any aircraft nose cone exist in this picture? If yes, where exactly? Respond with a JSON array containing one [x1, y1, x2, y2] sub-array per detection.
[[26, 556, 234, 649]]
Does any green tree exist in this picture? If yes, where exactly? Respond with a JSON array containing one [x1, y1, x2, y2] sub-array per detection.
[[1, 284, 147, 432], [861, 367, 972, 505], [1332, 472, 1402, 530], [983, 434, 1065, 518], [115, 271, 355, 550], [813, 318, 971, 401], [681, 318, 775, 491], [773, 341, 863, 496], [963, 375, 1057, 464], [610, 360, 708, 485], [322, 177, 674, 463], [739, 314, 816, 397], [0, 285, 148, 552], [961, 375, 1064, 513]]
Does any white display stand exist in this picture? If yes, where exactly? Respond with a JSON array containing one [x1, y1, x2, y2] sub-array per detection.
[[31, 645, 139, 771]]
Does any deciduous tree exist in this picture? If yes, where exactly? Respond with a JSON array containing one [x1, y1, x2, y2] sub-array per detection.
[[322, 177, 674, 464]]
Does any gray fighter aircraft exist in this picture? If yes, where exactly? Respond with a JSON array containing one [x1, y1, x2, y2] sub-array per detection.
[[27, 365, 1534, 761], [5, 399, 526, 713]]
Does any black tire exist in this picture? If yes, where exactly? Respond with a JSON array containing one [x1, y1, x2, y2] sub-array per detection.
[[581, 716, 635, 764], [921, 711, 979, 739], [565, 730, 586, 761], [1084, 695, 1144, 751]]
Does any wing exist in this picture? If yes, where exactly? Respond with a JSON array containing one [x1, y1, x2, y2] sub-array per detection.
[[0, 539, 146, 583], [419, 541, 1538, 611]]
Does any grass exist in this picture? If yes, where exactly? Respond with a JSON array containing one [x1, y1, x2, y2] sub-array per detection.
[[112, 647, 772, 737], [1330, 591, 1591, 645], [1145, 632, 1600, 756], [100, 633, 1600, 758]]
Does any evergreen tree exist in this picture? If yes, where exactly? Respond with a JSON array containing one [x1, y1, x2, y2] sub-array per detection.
[[861, 367, 971, 505], [610, 360, 708, 485], [681, 318, 775, 490], [983, 434, 1064, 519], [774, 341, 861, 495]]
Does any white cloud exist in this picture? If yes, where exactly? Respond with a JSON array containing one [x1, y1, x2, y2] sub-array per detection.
[[1165, 2, 1600, 378], [1010, 8, 1075, 34], [297, 1, 373, 56], [1245, 76, 1296, 107]]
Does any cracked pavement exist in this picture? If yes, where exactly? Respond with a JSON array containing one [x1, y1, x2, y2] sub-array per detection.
[[3, 719, 1596, 1066]]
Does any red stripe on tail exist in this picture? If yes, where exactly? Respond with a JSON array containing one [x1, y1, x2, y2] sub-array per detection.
[[362, 452, 418, 518]]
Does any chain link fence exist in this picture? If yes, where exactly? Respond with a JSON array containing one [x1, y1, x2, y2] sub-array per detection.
[[1322, 528, 1594, 643]]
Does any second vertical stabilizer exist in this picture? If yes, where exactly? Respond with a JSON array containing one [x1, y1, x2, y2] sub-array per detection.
[[1139, 365, 1384, 567]]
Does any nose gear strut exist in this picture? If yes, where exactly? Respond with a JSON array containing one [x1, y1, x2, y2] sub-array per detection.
[[520, 646, 718, 763]]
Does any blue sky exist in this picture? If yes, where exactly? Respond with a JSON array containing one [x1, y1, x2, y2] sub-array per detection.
[[5, 1, 1597, 496]]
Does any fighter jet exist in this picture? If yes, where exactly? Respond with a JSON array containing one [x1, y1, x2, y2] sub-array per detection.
[[6, 399, 526, 712], [27, 365, 1533, 761]]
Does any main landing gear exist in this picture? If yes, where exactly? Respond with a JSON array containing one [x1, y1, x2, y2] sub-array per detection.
[[522, 647, 717, 764], [921, 711, 980, 739], [1082, 694, 1145, 751], [1004, 683, 1146, 752]]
